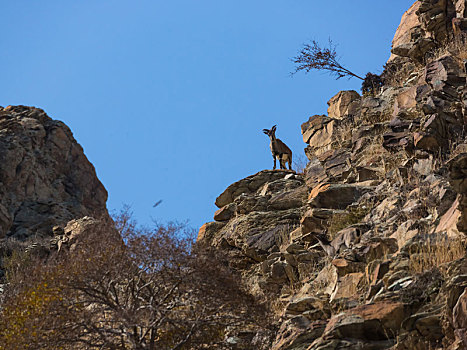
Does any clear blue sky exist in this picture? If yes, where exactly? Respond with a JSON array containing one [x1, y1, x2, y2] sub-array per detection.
[[1, 0, 413, 229]]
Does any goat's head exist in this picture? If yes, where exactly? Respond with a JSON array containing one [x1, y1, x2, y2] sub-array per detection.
[[262, 125, 277, 137]]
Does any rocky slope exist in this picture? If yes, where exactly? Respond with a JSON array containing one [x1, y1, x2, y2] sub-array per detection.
[[198, 1, 467, 349], [0, 105, 109, 264]]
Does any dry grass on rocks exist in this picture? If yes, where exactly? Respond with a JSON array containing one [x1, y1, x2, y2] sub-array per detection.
[[408, 236, 466, 274], [425, 32, 467, 63]]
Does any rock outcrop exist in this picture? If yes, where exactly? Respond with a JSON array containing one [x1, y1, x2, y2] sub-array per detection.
[[198, 1, 467, 348], [199, 170, 308, 296], [0, 105, 108, 243]]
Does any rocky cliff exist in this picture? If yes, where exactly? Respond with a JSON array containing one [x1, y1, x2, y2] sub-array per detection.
[[199, 1, 467, 349], [0, 105, 109, 257]]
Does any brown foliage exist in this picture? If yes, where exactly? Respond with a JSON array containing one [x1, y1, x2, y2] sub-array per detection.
[[0, 212, 269, 350], [361, 72, 383, 96]]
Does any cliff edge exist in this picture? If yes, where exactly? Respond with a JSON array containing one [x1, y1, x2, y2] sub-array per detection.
[[199, 1, 467, 349]]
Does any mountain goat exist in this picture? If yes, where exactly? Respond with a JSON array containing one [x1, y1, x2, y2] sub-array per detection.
[[262, 125, 293, 170]]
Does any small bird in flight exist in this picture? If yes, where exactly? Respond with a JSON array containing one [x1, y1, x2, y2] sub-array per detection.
[[153, 200, 163, 208]]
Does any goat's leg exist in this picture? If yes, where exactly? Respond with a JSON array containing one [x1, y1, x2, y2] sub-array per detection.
[[273, 155, 276, 170], [279, 154, 285, 169], [288, 154, 292, 170]]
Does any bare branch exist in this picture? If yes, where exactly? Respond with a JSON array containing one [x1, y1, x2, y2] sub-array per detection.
[[291, 39, 364, 80]]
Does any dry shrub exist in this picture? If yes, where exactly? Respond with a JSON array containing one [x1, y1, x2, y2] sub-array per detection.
[[382, 58, 423, 88], [292, 153, 309, 175], [0, 211, 270, 350], [332, 119, 353, 150], [409, 236, 466, 274], [291, 39, 364, 80], [425, 32, 467, 63]]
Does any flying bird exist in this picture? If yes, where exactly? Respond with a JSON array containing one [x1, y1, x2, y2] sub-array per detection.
[[153, 200, 163, 208]]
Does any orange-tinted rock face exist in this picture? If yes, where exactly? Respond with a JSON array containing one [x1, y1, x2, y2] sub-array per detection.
[[327, 90, 361, 120], [389, 1, 422, 62]]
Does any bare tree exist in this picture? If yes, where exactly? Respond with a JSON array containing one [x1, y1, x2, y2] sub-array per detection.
[[291, 39, 364, 80], [0, 213, 270, 350]]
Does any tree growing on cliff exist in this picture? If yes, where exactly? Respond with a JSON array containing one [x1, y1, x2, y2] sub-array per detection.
[[291, 39, 384, 95], [0, 211, 269, 350], [291, 39, 364, 80]]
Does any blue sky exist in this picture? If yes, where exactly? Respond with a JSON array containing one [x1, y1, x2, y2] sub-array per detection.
[[1, 0, 414, 229]]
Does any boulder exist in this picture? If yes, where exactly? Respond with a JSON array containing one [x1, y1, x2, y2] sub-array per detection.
[[267, 184, 308, 211], [330, 272, 365, 301], [311, 264, 339, 296], [383, 131, 413, 151], [285, 296, 329, 317], [214, 202, 236, 221], [366, 260, 391, 286], [271, 317, 326, 350], [331, 258, 366, 276], [304, 157, 328, 188], [413, 131, 441, 151], [215, 208, 302, 253], [327, 90, 361, 120], [308, 337, 395, 350], [308, 183, 372, 210], [50, 216, 119, 253], [301, 115, 336, 156], [235, 193, 270, 215], [424, 56, 466, 93], [316, 149, 352, 181], [401, 310, 444, 342], [353, 238, 399, 263], [390, 220, 419, 249], [393, 86, 418, 117], [323, 301, 409, 340], [452, 17, 467, 35], [244, 226, 285, 262]]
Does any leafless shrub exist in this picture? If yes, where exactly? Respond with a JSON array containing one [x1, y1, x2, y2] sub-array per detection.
[[291, 39, 364, 80], [381, 59, 423, 88], [292, 153, 308, 175], [332, 118, 353, 150], [0, 211, 270, 350]]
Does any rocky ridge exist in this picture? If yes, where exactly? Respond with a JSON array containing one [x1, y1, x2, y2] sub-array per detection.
[[199, 1, 467, 349], [0, 105, 109, 268]]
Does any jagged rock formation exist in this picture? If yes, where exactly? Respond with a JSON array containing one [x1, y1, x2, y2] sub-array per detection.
[[199, 1, 467, 349], [0, 105, 108, 244], [199, 170, 308, 297]]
